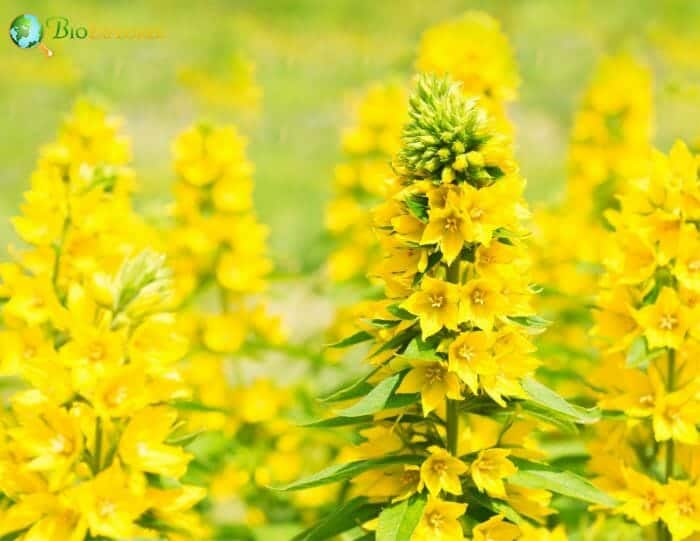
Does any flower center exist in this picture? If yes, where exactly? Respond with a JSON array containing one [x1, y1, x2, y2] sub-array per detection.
[[401, 470, 419, 486], [639, 394, 654, 406], [22, 346, 36, 359], [688, 260, 700, 272], [679, 498, 695, 516], [107, 386, 128, 406], [470, 207, 483, 220], [98, 499, 116, 517], [471, 289, 486, 305], [642, 491, 660, 512], [431, 460, 447, 475], [425, 365, 446, 384], [88, 343, 106, 362], [430, 294, 445, 309], [659, 314, 678, 331], [444, 216, 459, 232], [49, 434, 71, 455], [459, 346, 474, 361], [427, 510, 444, 530]]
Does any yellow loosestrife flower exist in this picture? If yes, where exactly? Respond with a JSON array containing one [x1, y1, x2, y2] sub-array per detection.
[[0, 102, 203, 540], [294, 74, 569, 541], [590, 141, 700, 539]]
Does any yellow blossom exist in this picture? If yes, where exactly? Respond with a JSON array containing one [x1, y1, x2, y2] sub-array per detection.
[[419, 446, 468, 496], [471, 448, 517, 498]]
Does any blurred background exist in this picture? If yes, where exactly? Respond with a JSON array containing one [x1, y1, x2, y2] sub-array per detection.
[[3, 0, 700, 272]]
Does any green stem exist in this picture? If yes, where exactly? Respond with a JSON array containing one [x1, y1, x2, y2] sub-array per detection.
[[659, 349, 676, 541], [665, 348, 676, 483], [93, 417, 103, 474], [446, 398, 459, 456], [445, 259, 461, 457]]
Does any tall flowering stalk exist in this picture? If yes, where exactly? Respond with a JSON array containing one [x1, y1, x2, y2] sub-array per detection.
[[532, 55, 654, 390], [167, 123, 339, 534], [589, 141, 700, 541], [0, 102, 203, 539], [283, 75, 610, 541]]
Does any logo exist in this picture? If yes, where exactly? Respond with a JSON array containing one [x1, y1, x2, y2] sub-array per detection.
[[8, 13, 53, 56], [9, 14, 164, 57]]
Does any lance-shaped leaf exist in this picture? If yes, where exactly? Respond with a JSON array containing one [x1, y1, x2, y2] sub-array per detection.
[[276, 455, 423, 491], [521, 377, 600, 425], [326, 330, 373, 349], [509, 458, 617, 507], [335, 372, 420, 417], [376, 495, 426, 541], [291, 498, 381, 541]]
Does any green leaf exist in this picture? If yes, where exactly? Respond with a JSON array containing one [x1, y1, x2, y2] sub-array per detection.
[[508, 315, 551, 331], [275, 455, 423, 491], [376, 495, 426, 541], [462, 486, 525, 525], [509, 458, 617, 507], [521, 378, 600, 425], [386, 304, 416, 320], [366, 318, 402, 329], [327, 330, 373, 349], [520, 401, 579, 434], [291, 498, 381, 541], [400, 337, 440, 361], [302, 415, 374, 428], [370, 325, 420, 358], [405, 193, 429, 222], [171, 400, 230, 414], [304, 413, 424, 429], [166, 430, 204, 446], [320, 366, 384, 403], [625, 336, 664, 369], [336, 372, 404, 417]]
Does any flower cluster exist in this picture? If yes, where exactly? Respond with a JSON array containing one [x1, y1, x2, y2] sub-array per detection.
[[588, 141, 700, 540], [167, 123, 339, 533], [531, 55, 654, 391], [415, 11, 519, 132], [285, 74, 610, 541], [325, 83, 407, 283], [0, 102, 203, 540]]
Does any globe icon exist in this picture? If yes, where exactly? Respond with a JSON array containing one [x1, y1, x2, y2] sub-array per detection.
[[9, 14, 43, 49]]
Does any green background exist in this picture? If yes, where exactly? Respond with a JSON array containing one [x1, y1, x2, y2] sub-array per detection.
[[2, 0, 700, 272]]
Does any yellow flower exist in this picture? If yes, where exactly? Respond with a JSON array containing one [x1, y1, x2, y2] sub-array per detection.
[[470, 448, 517, 498], [118, 406, 193, 478], [472, 514, 520, 541], [653, 384, 700, 444], [87, 364, 149, 418], [237, 379, 287, 423], [402, 277, 460, 339], [447, 331, 495, 394], [411, 496, 466, 541], [202, 313, 247, 353], [7, 404, 82, 491], [416, 11, 519, 104], [636, 287, 693, 350], [661, 480, 700, 540], [518, 523, 568, 541], [675, 225, 700, 292], [419, 446, 468, 496], [459, 279, 507, 330], [397, 360, 462, 415], [617, 467, 665, 526], [461, 181, 518, 245], [68, 461, 148, 539], [421, 190, 472, 264]]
